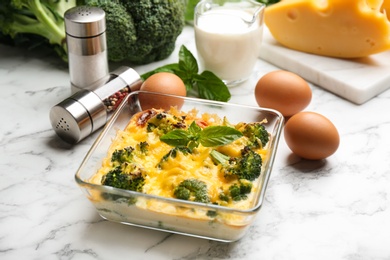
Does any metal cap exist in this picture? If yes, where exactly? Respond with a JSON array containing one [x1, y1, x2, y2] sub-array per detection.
[[114, 67, 143, 92], [64, 6, 106, 38], [93, 67, 143, 99], [50, 90, 107, 144]]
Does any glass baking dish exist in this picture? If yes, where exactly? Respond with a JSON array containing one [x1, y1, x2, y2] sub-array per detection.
[[75, 91, 284, 242]]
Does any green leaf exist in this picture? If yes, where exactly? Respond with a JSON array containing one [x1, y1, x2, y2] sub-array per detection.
[[199, 126, 243, 147], [160, 122, 242, 149], [160, 129, 191, 147], [188, 121, 202, 136], [141, 63, 180, 80], [141, 45, 231, 102], [178, 45, 199, 75], [196, 71, 231, 102]]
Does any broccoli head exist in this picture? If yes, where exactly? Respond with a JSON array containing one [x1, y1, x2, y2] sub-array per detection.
[[137, 141, 149, 155], [83, 0, 186, 64], [237, 122, 270, 148], [173, 179, 210, 204], [112, 142, 149, 164], [102, 167, 145, 192], [228, 179, 253, 201], [158, 146, 191, 169], [210, 146, 263, 181], [161, 146, 191, 161], [219, 179, 253, 202], [147, 111, 186, 135], [0, 0, 76, 61], [111, 146, 134, 165], [103, 145, 146, 191]]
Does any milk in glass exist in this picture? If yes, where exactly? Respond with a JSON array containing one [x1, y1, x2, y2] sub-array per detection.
[[195, 6, 264, 86]]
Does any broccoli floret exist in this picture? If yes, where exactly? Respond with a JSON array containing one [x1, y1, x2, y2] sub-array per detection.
[[0, 0, 186, 64], [147, 112, 186, 135], [112, 142, 149, 164], [104, 145, 146, 191], [238, 122, 270, 148], [210, 146, 263, 181], [111, 146, 134, 165], [83, 0, 186, 64], [137, 141, 149, 155], [102, 167, 145, 192], [158, 146, 191, 169], [173, 179, 210, 203], [218, 180, 253, 203], [228, 180, 253, 201], [219, 192, 230, 203], [0, 0, 76, 61]]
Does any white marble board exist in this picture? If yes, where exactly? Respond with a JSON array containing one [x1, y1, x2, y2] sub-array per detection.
[[259, 27, 390, 104]]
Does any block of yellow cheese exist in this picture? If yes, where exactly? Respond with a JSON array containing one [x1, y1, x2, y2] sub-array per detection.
[[382, 0, 390, 20], [265, 0, 390, 58]]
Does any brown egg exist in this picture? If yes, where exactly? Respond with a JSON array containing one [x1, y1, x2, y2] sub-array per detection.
[[255, 70, 312, 117], [284, 111, 340, 160], [139, 72, 187, 110]]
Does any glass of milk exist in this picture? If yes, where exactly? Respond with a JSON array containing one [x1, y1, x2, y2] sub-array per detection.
[[194, 0, 265, 86]]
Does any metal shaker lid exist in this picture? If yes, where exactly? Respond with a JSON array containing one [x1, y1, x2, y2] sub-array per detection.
[[49, 90, 107, 144], [64, 6, 106, 37], [112, 67, 143, 92]]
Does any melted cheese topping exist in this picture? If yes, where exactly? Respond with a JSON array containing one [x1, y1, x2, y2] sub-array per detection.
[[90, 108, 269, 212]]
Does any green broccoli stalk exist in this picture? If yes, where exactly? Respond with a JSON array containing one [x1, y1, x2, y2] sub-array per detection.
[[0, 0, 76, 61], [83, 0, 186, 64], [1, 0, 185, 64], [173, 179, 210, 203], [210, 146, 263, 181]]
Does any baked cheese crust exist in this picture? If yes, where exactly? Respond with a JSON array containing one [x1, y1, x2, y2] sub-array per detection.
[[91, 107, 269, 210]]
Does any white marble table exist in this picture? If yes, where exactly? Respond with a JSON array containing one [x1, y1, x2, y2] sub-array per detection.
[[1, 26, 390, 260]]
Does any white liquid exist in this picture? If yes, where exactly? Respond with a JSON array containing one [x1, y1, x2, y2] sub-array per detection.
[[195, 9, 263, 85]]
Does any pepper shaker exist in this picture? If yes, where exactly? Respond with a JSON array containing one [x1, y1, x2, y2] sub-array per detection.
[[49, 66, 142, 144], [65, 6, 109, 93]]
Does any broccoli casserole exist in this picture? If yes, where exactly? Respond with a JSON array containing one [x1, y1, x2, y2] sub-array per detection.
[[91, 107, 270, 210]]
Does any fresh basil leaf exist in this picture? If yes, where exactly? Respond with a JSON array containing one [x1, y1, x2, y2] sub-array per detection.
[[160, 130, 191, 147], [172, 68, 195, 91], [196, 71, 231, 102], [141, 63, 180, 80], [178, 45, 199, 75], [188, 121, 202, 136], [199, 126, 243, 147], [141, 45, 231, 102], [187, 140, 199, 150]]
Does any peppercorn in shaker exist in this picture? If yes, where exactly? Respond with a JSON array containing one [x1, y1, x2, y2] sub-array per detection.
[[49, 66, 142, 144], [65, 6, 109, 93]]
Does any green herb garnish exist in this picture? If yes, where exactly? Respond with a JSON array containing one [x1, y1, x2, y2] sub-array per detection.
[[141, 45, 231, 102], [160, 121, 243, 149]]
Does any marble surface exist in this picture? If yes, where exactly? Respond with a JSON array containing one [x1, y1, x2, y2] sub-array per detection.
[[1, 26, 390, 260]]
